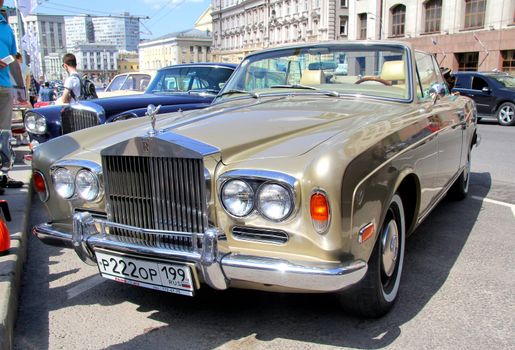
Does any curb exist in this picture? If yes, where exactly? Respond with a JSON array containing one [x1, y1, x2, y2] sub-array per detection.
[[0, 165, 33, 350]]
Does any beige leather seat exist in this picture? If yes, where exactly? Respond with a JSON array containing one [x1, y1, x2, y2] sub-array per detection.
[[380, 60, 405, 83], [300, 70, 325, 85]]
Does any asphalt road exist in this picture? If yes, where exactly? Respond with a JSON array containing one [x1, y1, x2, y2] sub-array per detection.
[[14, 122, 515, 350]]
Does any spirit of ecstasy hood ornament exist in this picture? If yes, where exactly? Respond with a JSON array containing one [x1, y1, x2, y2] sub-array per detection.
[[146, 104, 161, 136]]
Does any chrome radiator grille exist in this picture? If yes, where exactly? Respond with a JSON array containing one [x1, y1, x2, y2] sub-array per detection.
[[61, 108, 99, 134], [103, 155, 207, 245]]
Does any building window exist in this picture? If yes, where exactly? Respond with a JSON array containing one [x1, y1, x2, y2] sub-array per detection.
[[464, 0, 486, 29], [424, 0, 442, 33], [340, 16, 348, 36], [501, 50, 515, 73], [358, 13, 367, 40], [391, 4, 406, 37], [456, 52, 479, 71], [340, 0, 348, 8]]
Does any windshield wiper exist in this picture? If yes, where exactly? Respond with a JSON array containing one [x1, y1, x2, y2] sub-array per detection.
[[270, 84, 340, 97], [217, 89, 260, 99]]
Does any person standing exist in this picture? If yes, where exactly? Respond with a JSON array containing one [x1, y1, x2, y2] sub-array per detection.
[[0, 0, 24, 190], [10, 53, 29, 102], [38, 81, 55, 102], [61, 53, 81, 103]]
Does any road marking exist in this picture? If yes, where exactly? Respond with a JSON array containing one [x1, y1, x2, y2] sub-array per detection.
[[471, 195, 515, 218], [67, 275, 106, 300]]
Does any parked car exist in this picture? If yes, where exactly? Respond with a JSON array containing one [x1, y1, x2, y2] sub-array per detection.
[[24, 63, 236, 144], [31, 41, 478, 317], [96, 72, 152, 98], [452, 71, 515, 126]]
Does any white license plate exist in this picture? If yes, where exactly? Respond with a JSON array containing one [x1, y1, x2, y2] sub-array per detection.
[[95, 251, 194, 296]]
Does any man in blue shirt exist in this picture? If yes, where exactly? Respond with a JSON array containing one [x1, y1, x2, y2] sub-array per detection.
[[0, 1, 24, 190]]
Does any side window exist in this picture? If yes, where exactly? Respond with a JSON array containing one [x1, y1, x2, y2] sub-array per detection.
[[471, 76, 488, 90], [106, 75, 126, 92], [454, 75, 470, 89], [415, 52, 441, 99]]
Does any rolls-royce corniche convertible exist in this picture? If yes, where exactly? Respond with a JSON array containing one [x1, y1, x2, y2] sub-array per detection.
[[31, 41, 479, 317], [24, 63, 236, 145]]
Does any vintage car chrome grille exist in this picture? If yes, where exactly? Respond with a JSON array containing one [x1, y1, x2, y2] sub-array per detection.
[[61, 108, 99, 134], [103, 155, 207, 247], [232, 226, 289, 244]]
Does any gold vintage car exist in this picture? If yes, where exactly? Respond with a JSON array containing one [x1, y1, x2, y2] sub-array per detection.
[[31, 41, 478, 317], [96, 72, 151, 98]]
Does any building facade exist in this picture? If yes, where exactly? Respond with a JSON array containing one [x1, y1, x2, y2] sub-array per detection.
[[91, 14, 140, 52], [72, 43, 118, 83], [377, 0, 515, 73], [138, 29, 212, 75], [211, 0, 350, 62], [9, 14, 66, 77], [210, 0, 515, 72], [44, 52, 65, 81], [117, 52, 140, 74], [64, 16, 95, 50]]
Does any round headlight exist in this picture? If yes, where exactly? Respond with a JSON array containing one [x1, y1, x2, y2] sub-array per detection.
[[52, 168, 74, 199], [75, 169, 99, 201], [24, 112, 47, 134], [257, 183, 293, 221], [221, 179, 254, 217]]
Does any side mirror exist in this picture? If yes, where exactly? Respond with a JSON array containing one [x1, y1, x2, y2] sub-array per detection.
[[482, 87, 491, 93]]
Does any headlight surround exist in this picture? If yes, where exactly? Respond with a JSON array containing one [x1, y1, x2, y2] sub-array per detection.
[[257, 183, 294, 221], [75, 169, 100, 201], [52, 168, 74, 199], [221, 179, 254, 217], [24, 112, 47, 134]]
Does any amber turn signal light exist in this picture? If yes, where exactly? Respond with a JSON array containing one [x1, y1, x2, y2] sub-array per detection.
[[358, 222, 375, 244], [33, 171, 49, 202], [310, 191, 330, 234]]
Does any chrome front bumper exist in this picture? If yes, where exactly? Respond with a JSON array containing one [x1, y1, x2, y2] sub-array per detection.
[[33, 212, 367, 292]]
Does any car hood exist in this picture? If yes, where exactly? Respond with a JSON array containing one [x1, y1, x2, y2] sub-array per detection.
[[83, 93, 214, 115], [64, 95, 413, 164]]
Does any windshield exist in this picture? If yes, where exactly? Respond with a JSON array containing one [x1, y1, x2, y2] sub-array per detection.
[[491, 74, 515, 88], [146, 66, 234, 95], [106, 74, 151, 92], [216, 44, 410, 102]]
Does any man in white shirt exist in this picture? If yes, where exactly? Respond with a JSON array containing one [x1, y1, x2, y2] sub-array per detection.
[[61, 53, 81, 103]]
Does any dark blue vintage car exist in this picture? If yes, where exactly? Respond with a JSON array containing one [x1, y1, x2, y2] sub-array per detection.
[[24, 63, 236, 143]]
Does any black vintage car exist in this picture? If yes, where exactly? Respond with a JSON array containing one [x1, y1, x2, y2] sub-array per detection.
[[452, 71, 515, 126], [24, 63, 237, 143]]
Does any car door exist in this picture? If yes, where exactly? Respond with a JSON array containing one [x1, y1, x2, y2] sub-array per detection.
[[469, 75, 496, 115], [416, 52, 463, 195]]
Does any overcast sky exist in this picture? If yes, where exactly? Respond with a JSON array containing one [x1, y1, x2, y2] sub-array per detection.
[[4, 0, 211, 39]]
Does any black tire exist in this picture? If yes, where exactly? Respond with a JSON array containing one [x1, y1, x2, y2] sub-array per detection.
[[496, 102, 515, 126], [340, 194, 405, 318], [449, 149, 471, 201]]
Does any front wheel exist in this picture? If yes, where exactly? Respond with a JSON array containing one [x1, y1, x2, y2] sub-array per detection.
[[449, 149, 471, 200], [340, 194, 405, 318], [497, 102, 515, 126]]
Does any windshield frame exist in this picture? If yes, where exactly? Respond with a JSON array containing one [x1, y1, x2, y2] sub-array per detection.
[[213, 42, 414, 104], [145, 65, 235, 95]]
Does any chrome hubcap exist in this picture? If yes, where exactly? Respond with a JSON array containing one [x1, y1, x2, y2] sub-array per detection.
[[500, 106, 514, 123], [381, 220, 399, 278]]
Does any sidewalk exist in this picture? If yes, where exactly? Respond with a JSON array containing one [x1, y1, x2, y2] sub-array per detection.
[[0, 147, 32, 350]]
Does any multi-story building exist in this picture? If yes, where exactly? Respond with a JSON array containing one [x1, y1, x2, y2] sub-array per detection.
[[44, 52, 65, 81], [64, 16, 95, 50], [117, 52, 140, 74], [211, 0, 350, 62], [377, 0, 515, 72], [92, 14, 140, 52], [138, 29, 212, 75], [211, 0, 515, 72], [72, 43, 118, 83], [9, 14, 66, 77]]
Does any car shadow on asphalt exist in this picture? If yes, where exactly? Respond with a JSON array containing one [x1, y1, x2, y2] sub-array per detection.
[[14, 172, 492, 350]]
